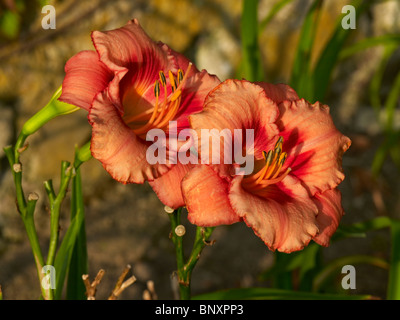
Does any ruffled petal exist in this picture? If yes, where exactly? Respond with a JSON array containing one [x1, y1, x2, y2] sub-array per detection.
[[59, 50, 113, 111], [255, 82, 299, 104], [89, 91, 172, 184], [228, 174, 319, 253], [312, 188, 345, 247], [92, 19, 176, 111], [175, 70, 221, 132], [149, 162, 195, 209], [277, 99, 351, 195], [189, 79, 279, 166], [182, 165, 240, 226]]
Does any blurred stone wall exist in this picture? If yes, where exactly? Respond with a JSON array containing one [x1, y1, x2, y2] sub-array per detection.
[[0, 0, 399, 299]]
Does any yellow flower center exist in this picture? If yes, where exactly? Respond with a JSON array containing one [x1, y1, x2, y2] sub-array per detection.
[[242, 136, 291, 192], [123, 63, 192, 138]]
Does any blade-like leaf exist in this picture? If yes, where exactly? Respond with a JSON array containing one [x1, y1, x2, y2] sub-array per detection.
[[290, 0, 323, 101], [339, 34, 400, 60], [312, 0, 370, 102], [260, 244, 321, 291], [53, 204, 85, 300], [369, 44, 399, 113], [259, 0, 294, 32], [384, 68, 400, 132], [66, 168, 88, 300], [332, 217, 393, 242], [241, 0, 264, 82]]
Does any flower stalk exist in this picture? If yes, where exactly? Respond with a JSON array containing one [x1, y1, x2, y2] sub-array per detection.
[[3, 86, 85, 300], [168, 208, 214, 300], [3, 145, 51, 299], [45, 161, 74, 269]]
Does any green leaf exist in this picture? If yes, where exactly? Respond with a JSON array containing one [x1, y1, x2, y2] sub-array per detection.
[[53, 204, 85, 300], [384, 68, 400, 132], [261, 244, 322, 291], [332, 217, 393, 242], [0, 10, 20, 39], [259, 0, 294, 32], [371, 131, 400, 177], [240, 0, 264, 82], [66, 168, 88, 300], [312, 0, 370, 102], [193, 287, 374, 300], [339, 34, 400, 60], [369, 44, 399, 113], [289, 0, 323, 101]]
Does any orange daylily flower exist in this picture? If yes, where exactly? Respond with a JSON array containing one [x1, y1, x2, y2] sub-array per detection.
[[182, 79, 351, 253], [59, 19, 220, 208]]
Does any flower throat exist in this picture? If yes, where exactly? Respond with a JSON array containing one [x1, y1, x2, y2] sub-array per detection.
[[124, 63, 192, 138], [242, 136, 291, 193]]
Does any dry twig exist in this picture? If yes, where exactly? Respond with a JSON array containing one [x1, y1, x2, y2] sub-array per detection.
[[82, 265, 137, 300], [108, 265, 137, 300], [82, 269, 106, 300], [143, 280, 158, 300]]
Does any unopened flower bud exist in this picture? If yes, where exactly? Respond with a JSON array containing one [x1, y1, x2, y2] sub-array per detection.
[[21, 86, 79, 137]]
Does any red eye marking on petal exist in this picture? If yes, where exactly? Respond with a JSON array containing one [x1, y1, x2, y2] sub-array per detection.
[[123, 63, 193, 138], [242, 136, 291, 193]]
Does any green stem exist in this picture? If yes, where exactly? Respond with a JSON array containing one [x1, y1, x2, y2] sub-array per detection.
[[3, 87, 81, 300], [3, 144, 51, 299], [5, 139, 27, 214], [46, 161, 73, 268], [24, 195, 53, 300], [168, 208, 214, 300], [168, 209, 186, 298], [66, 166, 88, 300], [181, 226, 214, 299]]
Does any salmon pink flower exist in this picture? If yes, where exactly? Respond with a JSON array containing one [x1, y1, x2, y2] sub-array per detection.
[[59, 19, 220, 208], [182, 79, 351, 253]]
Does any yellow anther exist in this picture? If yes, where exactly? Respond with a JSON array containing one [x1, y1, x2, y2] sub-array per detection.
[[127, 64, 192, 138]]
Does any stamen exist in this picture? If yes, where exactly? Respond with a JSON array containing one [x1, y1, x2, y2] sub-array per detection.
[[254, 168, 292, 189], [159, 71, 167, 86], [130, 64, 192, 137], [275, 136, 283, 149], [178, 69, 184, 83], [169, 71, 177, 93], [154, 80, 160, 98], [242, 136, 291, 193]]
